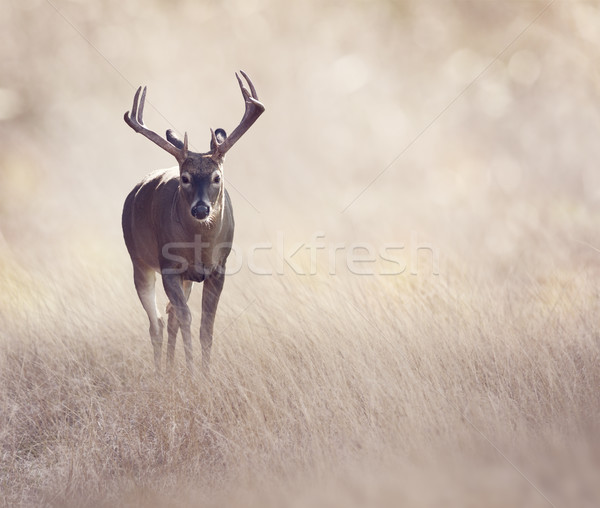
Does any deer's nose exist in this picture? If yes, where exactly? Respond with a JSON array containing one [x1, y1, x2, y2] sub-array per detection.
[[191, 203, 210, 220]]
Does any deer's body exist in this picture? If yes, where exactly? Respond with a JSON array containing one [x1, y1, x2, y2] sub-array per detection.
[[122, 72, 263, 374], [122, 168, 234, 278]]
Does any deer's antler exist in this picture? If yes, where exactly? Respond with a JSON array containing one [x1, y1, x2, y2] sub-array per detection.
[[212, 71, 265, 158], [124, 86, 188, 161]]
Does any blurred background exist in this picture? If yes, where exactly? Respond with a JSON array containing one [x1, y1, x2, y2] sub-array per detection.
[[2, 0, 600, 279]]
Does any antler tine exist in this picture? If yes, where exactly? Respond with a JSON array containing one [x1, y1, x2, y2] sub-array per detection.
[[239, 70, 258, 100], [123, 86, 184, 161], [234, 73, 247, 100], [129, 86, 141, 124], [137, 86, 147, 124], [213, 71, 265, 157]]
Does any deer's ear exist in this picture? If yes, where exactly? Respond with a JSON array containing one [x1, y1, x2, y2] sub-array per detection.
[[166, 129, 184, 149], [210, 128, 227, 152]]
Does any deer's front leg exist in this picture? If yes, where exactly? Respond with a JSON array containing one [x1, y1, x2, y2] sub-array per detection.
[[162, 274, 194, 373], [200, 268, 226, 372], [166, 280, 193, 373]]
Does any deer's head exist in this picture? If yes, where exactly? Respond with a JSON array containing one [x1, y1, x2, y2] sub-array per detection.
[[124, 71, 265, 225]]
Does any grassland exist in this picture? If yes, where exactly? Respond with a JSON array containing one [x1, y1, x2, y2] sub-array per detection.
[[2, 0, 600, 506]]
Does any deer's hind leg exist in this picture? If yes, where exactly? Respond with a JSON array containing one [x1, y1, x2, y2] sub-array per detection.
[[133, 264, 164, 373], [166, 279, 193, 372]]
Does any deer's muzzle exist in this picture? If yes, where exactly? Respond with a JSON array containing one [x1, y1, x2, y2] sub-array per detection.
[[191, 203, 210, 220]]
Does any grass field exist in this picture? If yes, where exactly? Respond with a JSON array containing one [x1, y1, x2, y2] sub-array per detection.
[[2, 1, 600, 506]]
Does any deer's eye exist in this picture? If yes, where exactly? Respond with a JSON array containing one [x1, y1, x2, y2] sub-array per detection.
[[213, 174, 221, 184], [181, 174, 191, 185]]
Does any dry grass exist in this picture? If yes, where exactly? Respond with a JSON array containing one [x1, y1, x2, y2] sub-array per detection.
[[2, 0, 600, 506], [2, 258, 600, 507]]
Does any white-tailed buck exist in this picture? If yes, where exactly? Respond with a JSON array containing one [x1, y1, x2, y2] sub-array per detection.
[[122, 71, 265, 373]]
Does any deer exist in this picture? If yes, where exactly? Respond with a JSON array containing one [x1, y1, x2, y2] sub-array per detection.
[[121, 71, 265, 374]]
